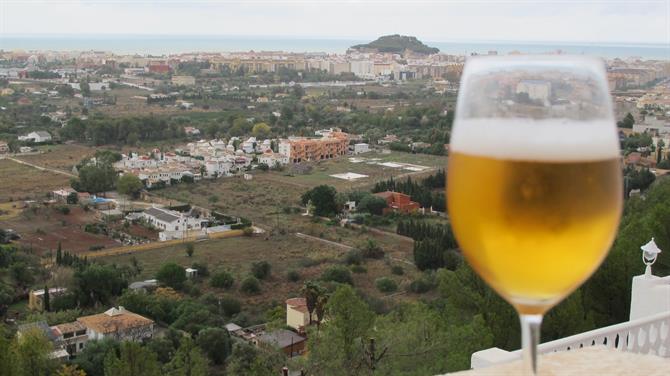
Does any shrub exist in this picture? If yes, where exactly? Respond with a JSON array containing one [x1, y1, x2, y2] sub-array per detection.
[[185, 242, 195, 257], [251, 261, 271, 280], [242, 227, 254, 236], [350, 265, 367, 274], [286, 270, 301, 282], [56, 206, 70, 215], [210, 270, 235, 289], [240, 276, 261, 294], [375, 277, 398, 293], [408, 274, 436, 294], [321, 265, 353, 285], [343, 249, 363, 265], [156, 262, 187, 290], [360, 239, 384, 259], [391, 265, 404, 275], [191, 262, 209, 277], [220, 295, 242, 316]]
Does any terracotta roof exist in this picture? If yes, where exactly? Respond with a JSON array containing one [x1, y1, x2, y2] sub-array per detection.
[[77, 307, 153, 334], [286, 297, 309, 313], [54, 321, 86, 334], [373, 191, 395, 199]]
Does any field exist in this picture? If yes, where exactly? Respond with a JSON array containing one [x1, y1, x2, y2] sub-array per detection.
[[14, 144, 96, 172], [99, 227, 420, 314], [158, 151, 447, 225], [0, 159, 72, 202], [3, 206, 120, 254]]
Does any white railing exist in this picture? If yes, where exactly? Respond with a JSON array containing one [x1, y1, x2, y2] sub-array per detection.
[[530, 311, 670, 357], [471, 311, 670, 369]]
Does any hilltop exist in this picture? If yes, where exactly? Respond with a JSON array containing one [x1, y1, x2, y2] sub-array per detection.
[[350, 34, 439, 55]]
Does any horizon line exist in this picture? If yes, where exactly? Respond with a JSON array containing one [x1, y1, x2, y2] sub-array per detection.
[[0, 33, 666, 48]]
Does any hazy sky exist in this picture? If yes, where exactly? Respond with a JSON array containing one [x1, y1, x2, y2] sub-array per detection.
[[1, 0, 668, 44]]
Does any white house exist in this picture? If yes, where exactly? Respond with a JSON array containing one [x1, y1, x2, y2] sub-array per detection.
[[140, 206, 207, 241], [77, 307, 154, 342], [18, 131, 52, 143], [353, 143, 370, 154], [241, 137, 257, 154], [259, 150, 289, 167], [204, 158, 233, 178]]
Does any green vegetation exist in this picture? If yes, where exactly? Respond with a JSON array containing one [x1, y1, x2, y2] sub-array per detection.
[[351, 34, 439, 55], [156, 262, 187, 290], [209, 270, 235, 289]]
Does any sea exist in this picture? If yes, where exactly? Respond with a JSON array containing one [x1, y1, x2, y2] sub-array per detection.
[[1, 35, 668, 60]]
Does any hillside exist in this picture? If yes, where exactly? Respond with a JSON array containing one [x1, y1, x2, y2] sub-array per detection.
[[350, 34, 439, 55]]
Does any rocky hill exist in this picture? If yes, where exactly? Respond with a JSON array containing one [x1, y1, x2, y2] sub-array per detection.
[[350, 35, 439, 55]]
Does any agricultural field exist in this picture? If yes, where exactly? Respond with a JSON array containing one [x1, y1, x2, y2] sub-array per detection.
[[99, 227, 420, 314], [14, 143, 96, 172], [0, 159, 71, 202], [2, 205, 120, 254], [158, 151, 447, 225]]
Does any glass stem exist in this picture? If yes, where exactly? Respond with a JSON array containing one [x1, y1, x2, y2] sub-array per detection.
[[520, 314, 543, 376]]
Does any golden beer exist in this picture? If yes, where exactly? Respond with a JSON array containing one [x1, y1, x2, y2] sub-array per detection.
[[447, 151, 622, 314]]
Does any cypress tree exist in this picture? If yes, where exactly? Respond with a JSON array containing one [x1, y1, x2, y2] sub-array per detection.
[[56, 242, 62, 265], [43, 285, 50, 312]]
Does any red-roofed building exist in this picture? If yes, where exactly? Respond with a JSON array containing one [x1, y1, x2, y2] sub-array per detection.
[[373, 191, 420, 214], [286, 297, 316, 333]]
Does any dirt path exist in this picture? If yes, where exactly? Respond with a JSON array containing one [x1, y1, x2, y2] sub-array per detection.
[[295, 232, 353, 250], [295, 232, 416, 267], [7, 157, 76, 178]]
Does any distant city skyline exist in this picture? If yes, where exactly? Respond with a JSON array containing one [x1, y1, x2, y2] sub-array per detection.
[[1, 0, 668, 45]]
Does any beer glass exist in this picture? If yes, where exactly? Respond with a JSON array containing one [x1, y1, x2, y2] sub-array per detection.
[[447, 56, 622, 375]]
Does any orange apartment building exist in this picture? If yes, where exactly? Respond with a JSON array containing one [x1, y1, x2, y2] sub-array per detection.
[[373, 191, 421, 214], [279, 132, 349, 163]]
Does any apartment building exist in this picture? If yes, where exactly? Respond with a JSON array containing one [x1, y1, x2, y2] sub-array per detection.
[[279, 132, 349, 163]]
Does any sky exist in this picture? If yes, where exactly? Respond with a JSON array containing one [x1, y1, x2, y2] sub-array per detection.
[[0, 0, 668, 45]]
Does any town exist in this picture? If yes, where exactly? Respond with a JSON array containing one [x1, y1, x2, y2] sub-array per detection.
[[1, 21, 670, 376]]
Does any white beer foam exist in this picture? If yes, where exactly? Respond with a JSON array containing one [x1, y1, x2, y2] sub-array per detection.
[[450, 118, 620, 162]]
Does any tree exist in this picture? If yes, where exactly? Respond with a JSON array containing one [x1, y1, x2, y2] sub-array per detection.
[[321, 265, 353, 285], [308, 285, 374, 374], [185, 242, 195, 258], [226, 342, 285, 376], [55, 365, 87, 376], [617, 112, 635, 128], [74, 264, 128, 307], [240, 276, 261, 294], [80, 81, 91, 97], [252, 122, 271, 139], [657, 139, 665, 164], [56, 242, 62, 265], [357, 195, 388, 215], [165, 337, 208, 376], [375, 277, 397, 293], [13, 328, 56, 376], [72, 164, 118, 194], [196, 328, 232, 365], [74, 339, 120, 376], [103, 341, 160, 376], [156, 263, 187, 290], [302, 185, 338, 217], [251, 261, 271, 280], [302, 281, 323, 325], [43, 285, 50, 312], [117, 174, 144, 198], [210, 270, 234, 289], [0, 332, 18, 376]]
